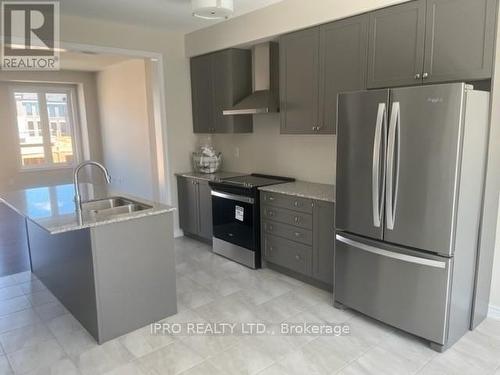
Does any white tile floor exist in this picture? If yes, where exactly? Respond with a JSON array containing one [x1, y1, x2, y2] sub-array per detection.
[[0, 236, 499, 374]]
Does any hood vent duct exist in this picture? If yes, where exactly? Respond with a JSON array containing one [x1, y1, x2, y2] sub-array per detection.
[[223, 42, 279, 115]]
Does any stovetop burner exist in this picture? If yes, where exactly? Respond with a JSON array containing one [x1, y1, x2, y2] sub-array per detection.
[[220, 174, 294, 188]]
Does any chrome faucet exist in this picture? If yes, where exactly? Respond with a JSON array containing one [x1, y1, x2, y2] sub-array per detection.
[[73, 161, 111, 214]]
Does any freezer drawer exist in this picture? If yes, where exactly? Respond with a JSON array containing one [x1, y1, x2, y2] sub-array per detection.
[[335, 233, 451, 345]]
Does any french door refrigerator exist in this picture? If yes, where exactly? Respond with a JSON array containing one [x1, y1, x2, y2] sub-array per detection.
[[334, 83, 490, 352]]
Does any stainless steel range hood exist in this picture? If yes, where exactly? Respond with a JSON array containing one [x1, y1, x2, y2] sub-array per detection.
[[223, 42, 279, 115]]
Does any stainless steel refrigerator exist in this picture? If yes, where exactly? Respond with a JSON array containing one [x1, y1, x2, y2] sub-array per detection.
[[334, 83, 490, 352]]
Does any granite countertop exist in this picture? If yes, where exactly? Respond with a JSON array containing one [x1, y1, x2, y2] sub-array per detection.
[[259, 181, 335, 203], [175, 171, 247, 182], [0, 183, 175, 235]]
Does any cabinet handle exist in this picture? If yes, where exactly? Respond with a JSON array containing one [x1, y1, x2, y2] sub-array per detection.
[[294, 216, 300, 224], [268, 210, 275, 217], [294, 232, 302, 237], [423, 72, 429, 79], [415, 73, 421, 80], [268, 196, 275, 201], [268, 224, 273, 231], [294, 201, 299, 207], [295, 254, 301, 261]]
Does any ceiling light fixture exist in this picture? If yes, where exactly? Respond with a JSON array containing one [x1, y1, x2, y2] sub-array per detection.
[[192, 0, 234, 20]]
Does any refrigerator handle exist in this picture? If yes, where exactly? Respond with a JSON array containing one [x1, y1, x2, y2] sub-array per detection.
[[372, 103, 387, 228], [386, 102, 401, 230]]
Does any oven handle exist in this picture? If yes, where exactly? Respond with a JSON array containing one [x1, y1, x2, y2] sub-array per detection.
[[211, 190, 255, 204]]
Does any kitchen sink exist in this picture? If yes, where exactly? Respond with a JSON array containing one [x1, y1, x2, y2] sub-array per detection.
[[82, 197, 152, 218]]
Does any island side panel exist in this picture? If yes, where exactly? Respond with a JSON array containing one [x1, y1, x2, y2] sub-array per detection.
[[27, 220, 99, 339], [90, 211, 177, 343]]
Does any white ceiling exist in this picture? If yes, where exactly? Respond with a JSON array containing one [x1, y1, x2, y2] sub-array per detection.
[[60, 0, 284, 33], [59, 51, 139, 72]]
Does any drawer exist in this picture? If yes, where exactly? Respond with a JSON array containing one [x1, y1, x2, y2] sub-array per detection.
[[335, 233, 451, 345], [261, 192, 313, 214], [262, 205, 312, 230], [262, 220, 313, 246], [263, 234, 312, 276]]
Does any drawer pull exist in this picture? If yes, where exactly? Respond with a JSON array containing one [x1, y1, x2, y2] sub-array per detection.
[[268, 225, 273, 231], [294, 216, 300, 224], [294, 201, 300, 207], [268, 210, 275, 217], [268, 196, 275, 201], [295, 255, 302, 261], [294, 232, 302, 237]]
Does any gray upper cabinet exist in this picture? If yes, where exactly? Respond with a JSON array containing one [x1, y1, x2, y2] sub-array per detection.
[[313, 200, 335, 285], [367, 0, 497, 88], [177, 176, 213, 242], [190, 49, 253, 134], [280, 15, 369, 135], [367, 0, 426, 89], [280, 27, 320, 134], [423, 0, 496, 83], [319, 15, 369, 134]]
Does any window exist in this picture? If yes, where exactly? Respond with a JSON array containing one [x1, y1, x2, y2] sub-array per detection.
[[12, 86, 80, 169]]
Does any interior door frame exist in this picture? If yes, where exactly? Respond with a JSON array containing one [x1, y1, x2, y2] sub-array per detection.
[[57, 41, 171, 207]]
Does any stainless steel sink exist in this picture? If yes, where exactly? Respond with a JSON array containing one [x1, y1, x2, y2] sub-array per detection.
[[81, 197, 152, 219]]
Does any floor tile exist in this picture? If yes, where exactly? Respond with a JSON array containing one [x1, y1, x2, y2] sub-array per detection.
[[19, 279, 47, 295], [73, 339, 133, 375], [0, 285, 24, 301], [0, 308, 40, 334], [0, 275, 18, 289], [104, 361, 150, 375], [0, 322, 54, 354], [13, 271, 35, 284], [7, 338, 64, 374], [177, 360, 229, 375], [23, 357, 82, 375], [208, 340, 275, 375], [119, 325, 175, 359], [0, 355, 14, 375], [33, 301, 67, 322], [137, 341, 204, 375], [0, 295, 31, 317], [26, 290, 58, 307]]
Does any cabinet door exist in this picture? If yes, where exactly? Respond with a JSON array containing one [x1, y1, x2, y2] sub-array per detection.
[[367, 0, 426, 88], [197, 180, 213, 241], [423, 0, 496, 83], [313, 200, 335, 285], [190, 54, 214, 133], [280, 27, 320, 134], [177, 177, 199, 235], [212, 50, 234, 133], [319, 15, 369, 134]]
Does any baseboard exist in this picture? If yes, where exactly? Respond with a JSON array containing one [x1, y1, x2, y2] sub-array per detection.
[[174, 229, 184, 238], [488, 304, 500, 319]]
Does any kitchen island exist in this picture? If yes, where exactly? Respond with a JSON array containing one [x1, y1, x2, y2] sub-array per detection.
[[0, 184, 177, 344]]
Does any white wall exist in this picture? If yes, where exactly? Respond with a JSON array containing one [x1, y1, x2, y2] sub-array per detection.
[[212, 116, 335, 184], [97, 59, 155, 200], [0, 70, 103, 191]]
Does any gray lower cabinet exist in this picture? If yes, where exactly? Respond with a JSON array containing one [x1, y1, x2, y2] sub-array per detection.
[[190, 49, 253, 134], [367, 0, 426, 88], [280, 14, 368, 135], [367, 0, 497, 88], [261, 191, 335, 288], [177, 176, 213, 242]]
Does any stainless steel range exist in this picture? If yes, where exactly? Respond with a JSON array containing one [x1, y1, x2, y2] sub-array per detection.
[[209, 174, 294, 269]]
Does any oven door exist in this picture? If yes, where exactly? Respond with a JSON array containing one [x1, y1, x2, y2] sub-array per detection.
[[211, 190, 255, 251]]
